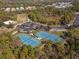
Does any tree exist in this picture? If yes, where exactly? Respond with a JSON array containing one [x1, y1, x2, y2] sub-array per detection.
[[69, 28, 79, 39]]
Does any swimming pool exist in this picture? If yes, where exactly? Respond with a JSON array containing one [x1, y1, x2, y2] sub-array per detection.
[[36, 31, 62, 43], [18, 34, 41, 47]]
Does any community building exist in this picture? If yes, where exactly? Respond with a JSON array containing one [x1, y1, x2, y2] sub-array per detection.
[[17, 14, 29, 23], [3, 20, 17, 25]]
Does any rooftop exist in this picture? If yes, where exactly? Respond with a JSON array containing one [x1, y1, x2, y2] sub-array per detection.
[[52, 2, 73, 8], [3, 20, 17, 25]]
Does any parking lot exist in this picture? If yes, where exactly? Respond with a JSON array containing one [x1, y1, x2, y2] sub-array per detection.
[[16, 22, 50, 32]]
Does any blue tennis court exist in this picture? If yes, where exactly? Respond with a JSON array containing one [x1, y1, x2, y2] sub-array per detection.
[[36, 31, 62, 42], [18, 34, 41, 47], [18, 31, 63, 47]]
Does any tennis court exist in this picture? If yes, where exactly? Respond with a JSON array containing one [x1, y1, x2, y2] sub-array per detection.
[[36, 31, 62, 42], [18, 34, 41, 47], [18, 31, 62, 47]]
